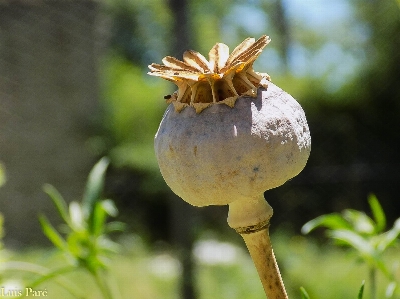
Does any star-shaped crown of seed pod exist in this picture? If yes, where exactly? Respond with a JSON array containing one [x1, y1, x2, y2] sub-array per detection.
[[148, 35, 271, 113]]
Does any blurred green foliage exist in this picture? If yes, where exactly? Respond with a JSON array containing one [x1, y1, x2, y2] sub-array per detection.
[[39, 158, 124, 299], [302, 194, 400, 299], [3, 233, 397, 299], [100, 55, 168, 171], [104, 0, 172, 66]]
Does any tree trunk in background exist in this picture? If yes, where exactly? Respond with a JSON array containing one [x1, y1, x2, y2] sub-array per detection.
[[170, 195, 197, 299], [166, 1, 197, 299], [269, 0, 290, 72], [167, 0, 192, 58]]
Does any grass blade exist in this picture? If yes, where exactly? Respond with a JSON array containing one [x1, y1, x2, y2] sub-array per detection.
[[343, 209, 375, 235], [82, 157, 109, 218], [69, 201, 85, 231], [39, 215, 68, 251], [43, 184, 70, 225], [358, 280, 365, 299], [92, 200, 118, 236], [105, 221, 126, 233], [300, 287, 311, 299], [328, 229, 375, 257], [302, 213, 351, 234], [377, 219, 400, 253], [368, 194, 386, 233]]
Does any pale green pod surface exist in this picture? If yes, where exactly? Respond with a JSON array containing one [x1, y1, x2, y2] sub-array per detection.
[[154, 82, 311, 207]]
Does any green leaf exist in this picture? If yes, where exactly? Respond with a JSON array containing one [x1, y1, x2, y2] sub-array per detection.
[[39, 215, 68, 251], [300, 287, 311, 299], [91, 200, 119, 236], [92, 203, 106, 236], [69, 201, 85, 231], [66, 230, 90, 259], [43, 184, 70, 225], [343, 209, 375, 235], [82, 157, 110, 218], [301, 213, 352, 234], [100, 199, 118, 217], [328, 229, 375, 259], [368, 194, 386, 233], [358, 280, 365, 299], [105, 221, 126, 233], [377, 218, 400, 253], [97, 237, 120, 254]]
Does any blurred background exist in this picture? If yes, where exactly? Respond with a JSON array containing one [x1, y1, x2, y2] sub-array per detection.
[[0, 0, 399, 298]]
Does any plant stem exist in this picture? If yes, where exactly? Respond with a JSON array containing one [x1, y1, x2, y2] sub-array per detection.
[[241, 227, 288, 299], [228, 196, 288, 299], [369, 267, 376, 299], [93, 269, 114, 299]]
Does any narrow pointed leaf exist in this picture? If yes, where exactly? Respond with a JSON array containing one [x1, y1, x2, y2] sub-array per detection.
[[377, 218, 400, 253], [98, 237, 120, 254], [43, 184, 70, 225], [343, 209, 375, 235], [301, 213, 352, 234], [358, 280, 365, 299], [328, 229, 375, 257], [105, 221, 126, 233], [93, 199, 120, 236], [368, 194, 386, 233], [300, 287, 311, 299], [69, 201, 84, 231], [82, 157, 109, 218], [92, 202, 107, 236], [100, 199, 118, 217], [39, 215, 68, 251]]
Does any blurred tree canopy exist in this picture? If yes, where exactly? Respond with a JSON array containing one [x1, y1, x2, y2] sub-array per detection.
[[99, 0, 400, 237]]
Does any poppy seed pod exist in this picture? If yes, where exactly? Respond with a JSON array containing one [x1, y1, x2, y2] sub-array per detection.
[[154, 83, 310, 207], [149, 35, 311, 299]]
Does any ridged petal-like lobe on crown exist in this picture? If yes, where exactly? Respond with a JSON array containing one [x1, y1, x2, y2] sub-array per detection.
[[209, 43, 229, 73], [148, 35, 271, 113]]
